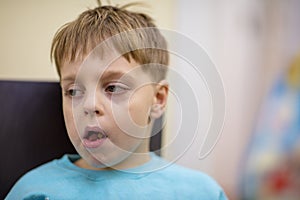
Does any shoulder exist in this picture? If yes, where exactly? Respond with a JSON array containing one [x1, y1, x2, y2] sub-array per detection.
[[163, 163, 222, 187], [149, 156, 227, 199], [164, 163, 217, 183], [6, 155, 72, 199], [16, 154, 71, 181], [151, 155, 220, 186]]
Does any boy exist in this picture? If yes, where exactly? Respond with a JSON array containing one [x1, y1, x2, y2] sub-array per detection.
[[6, 2, 227, 200]]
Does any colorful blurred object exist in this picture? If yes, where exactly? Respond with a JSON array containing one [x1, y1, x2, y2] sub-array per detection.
[[241, 53, 300, 200]]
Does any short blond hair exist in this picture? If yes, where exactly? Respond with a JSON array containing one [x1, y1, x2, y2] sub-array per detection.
[[51, 5, 169, 81]]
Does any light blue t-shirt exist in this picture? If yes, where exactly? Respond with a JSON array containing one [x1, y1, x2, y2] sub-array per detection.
[[6, 153, 227, 200]]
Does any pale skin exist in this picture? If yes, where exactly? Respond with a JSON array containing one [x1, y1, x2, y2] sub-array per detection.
[[60, 55, 168, 170]]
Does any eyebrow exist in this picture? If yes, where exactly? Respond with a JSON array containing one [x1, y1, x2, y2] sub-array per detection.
[[100, 70, 135, 83], [60, 69, 136, 86], [60, 75, 75, 85]]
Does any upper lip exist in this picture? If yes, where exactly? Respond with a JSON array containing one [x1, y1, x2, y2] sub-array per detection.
[[84, 126, 107, 138]]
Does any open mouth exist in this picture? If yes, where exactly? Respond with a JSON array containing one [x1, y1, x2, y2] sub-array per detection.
[[85, 130, 107, 141], [82, 127, 108, 148]]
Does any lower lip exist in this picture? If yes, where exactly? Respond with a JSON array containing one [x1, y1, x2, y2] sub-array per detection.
[[82, 137, 107, 148]]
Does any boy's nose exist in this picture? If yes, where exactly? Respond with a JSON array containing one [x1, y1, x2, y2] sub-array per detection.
[[84, 108, 101, 116], [83, 95, 103, 116]]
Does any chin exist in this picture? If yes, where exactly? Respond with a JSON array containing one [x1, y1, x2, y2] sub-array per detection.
[[90, 150, 132, 169]]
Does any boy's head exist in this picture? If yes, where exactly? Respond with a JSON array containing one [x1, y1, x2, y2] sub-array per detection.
[[51, 4, 169, 170], [51, 4, 169, 81]]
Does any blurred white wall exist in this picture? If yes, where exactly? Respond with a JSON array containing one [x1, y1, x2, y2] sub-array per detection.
[[163, 1, 268, 199]]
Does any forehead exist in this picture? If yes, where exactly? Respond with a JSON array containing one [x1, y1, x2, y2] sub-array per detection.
[[60, 55, 150, 85]]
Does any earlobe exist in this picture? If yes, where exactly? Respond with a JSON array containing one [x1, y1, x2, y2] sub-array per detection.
[[150, 104, 164, 119]]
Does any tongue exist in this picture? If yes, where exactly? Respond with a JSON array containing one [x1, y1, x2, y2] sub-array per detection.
[[88, 134, 99, 141]]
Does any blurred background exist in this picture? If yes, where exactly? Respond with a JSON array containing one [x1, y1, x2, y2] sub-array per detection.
[[1, 0, 300, 199]]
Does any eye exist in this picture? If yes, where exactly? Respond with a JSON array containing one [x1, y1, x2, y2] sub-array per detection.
[[64, 87, 84, 98], [105, 83, 129, 94]]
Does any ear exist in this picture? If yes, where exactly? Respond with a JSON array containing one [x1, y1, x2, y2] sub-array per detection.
[[150, 80, 169, 119]]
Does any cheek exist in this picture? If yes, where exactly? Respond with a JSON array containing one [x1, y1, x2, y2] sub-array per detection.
[[63, 100, 79, 139], [128, 103, 149, 126], [128, 90, 152, 126]]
